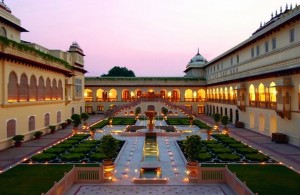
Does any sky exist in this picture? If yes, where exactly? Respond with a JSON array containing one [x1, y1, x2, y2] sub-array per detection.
[[6, 0, 300, 77]]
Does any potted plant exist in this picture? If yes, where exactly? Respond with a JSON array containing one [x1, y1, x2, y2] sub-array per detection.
[[235, 121, 245, 128], [12, 135, 24, 147], [49, 125, 56, 134], [213, 113, 221, 131], [188, 115, 194, 127], [81, 113, 89, 130], [66, 119, 72, 125], [33, 131, 43, 139], [183, 135, 202, 165], [161, 107, 168, 120], [71, 114, 81, 134], [89, 127, 96, 139], [99, 134, 119, 165], [60, 122, 67, 129], [206, 127, 213, 140], [134, 107, 141, 120], [221, 115, 230, 134], [107, 116, 113, 126]]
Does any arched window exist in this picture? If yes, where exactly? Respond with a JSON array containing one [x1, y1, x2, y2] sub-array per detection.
[[57, 111, 61, 123], [249, 84, 255, 101], [229, 87, 234, 100], [0, 27, 7, 37], [108, 89, 117, 101], [184, 89, 193, 101], [220, 88, 223, 99], [8, 71, 18, 102], [45, 78, 51, 100], [28, 116, 35, 131], [7, 119, 16, 138], [58, 80, 63, 100], [258, 83, 265, 101], [52, 79, 58, 100], [38, 76, 45, 101], [71, 107, 75, 115], [269, 82, 276, 102], [224, 87, 228, 100], [44, 113, 50, 127], [19, 73, 29, 102], [29, 75, 37, 101]]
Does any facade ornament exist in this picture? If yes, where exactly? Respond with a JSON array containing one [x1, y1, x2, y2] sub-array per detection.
[[280, 6, 282, 13]]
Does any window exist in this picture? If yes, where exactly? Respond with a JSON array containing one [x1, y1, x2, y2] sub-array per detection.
[[29, 116, 35, 131], [7, 119, 16, 138], [8, 71, 18, 102], [97, 105, 104, 111], [256, 45, 260, 56], [44, 113, 50, 127], [251, 48, 254, 58], [0, 27, 7, 37], [236, 55, 239, 63], [57, 111, 61, 123], [265, 41, 269, 53], [290, 29, 295, 43], [75, 78, 82, 98], [230, 57, 233, 65], [272, 37, 276, 50]]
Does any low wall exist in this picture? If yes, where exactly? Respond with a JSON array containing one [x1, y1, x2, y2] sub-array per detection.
[[44, 166, 104, 195], [192, 166, 256, 195]]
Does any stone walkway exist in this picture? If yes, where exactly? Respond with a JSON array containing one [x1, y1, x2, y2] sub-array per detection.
[[0, 115, 104, 172], [198, 115, 300, 173]]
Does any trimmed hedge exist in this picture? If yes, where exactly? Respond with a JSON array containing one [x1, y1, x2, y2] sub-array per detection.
[[31, 153, 57, 162], [61, 153, 85, 162], [211, 147, 232, 154], [217, 154, 240, 161], [89, 153, 107, 161], [52, 143, 73, 149], [236, 147, 258, 154], [43, 148, 65, 154], [69, 147, 91, 154], [245, 154, 269, 162], [198, 153, 213, 161]]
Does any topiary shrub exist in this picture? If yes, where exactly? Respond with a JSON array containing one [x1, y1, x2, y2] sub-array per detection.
[[63, 140, 80, 145], [183, 135, 202, 162], [236, 147, 258, 154], [52, 143, 73, 149], [202, 140, 218, 145], [206, 144, 225, 149], [245, 153, 269, 162], [43, 148, 65, 155], [69, 147, 90, 154], [31, 153, 57, 162], [211, 147, 232, 154], [198, 153, 213, 162], [217, 153, 240, 161], [76, 143, 97, 149], [228, 143, 248, 149], [61, 153, 85, 162], [89, 153, 107, 161]]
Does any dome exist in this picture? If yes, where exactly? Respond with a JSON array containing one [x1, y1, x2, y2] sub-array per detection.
[[0, 1, 11, 13], [187, 49, 207, 67], [69, 41, 85, 56]]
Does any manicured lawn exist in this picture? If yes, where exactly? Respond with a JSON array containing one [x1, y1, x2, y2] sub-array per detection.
[[90, 119, 108, 128], [228, 164, 300, 195], [0, 164, 74, 195]]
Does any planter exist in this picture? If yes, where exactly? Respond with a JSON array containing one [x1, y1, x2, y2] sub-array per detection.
[[103, 159, 113, 166], [61, 122, 67, 129], [235, 121, 244, 128], [14, 142, 22, 147], [187, 160, 198, 166]]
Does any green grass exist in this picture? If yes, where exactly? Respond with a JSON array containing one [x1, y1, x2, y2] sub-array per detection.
[[90, 120, 108, 128], [112, 117, 136, 125], [227, 164, 300, 195], [0, 164, 74, 195]]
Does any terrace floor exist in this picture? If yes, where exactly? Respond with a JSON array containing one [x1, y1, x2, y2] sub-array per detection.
[[1, 114, 300, 194]]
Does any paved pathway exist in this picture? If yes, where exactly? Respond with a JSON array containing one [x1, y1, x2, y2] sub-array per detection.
[[198, 115, 300, 173], [0, 114, 105, 172]]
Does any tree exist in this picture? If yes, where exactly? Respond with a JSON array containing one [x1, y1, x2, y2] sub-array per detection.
[[101, 66, 135, 77], [183, 135, 202, 162]]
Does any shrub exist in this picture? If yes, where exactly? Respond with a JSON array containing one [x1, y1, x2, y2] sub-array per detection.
[[183, 135, 202, 161], [12, 135, 24, 142], [206, 144, 225, 149], [236, 147, 258, 154], [89, 153, 107, 161], [217, 153, 240, 161], [211, 147, 232, 154], [31, 153, 57, 162], [52, 143, 73, 149], [198, 153, 213, 162], [33, 131, 43, 138], [228, 143, 248, 149], [63, 140, 80, 145], [76, 143, 97, 149], [43, 148, 65, 154], [245, 154, 269, 162], [202, 140, 218, 145], [69, 147, 90, 154], [99, 135, 119, 160], [61, 153, 85, 162], [71, 114, 81, 127]]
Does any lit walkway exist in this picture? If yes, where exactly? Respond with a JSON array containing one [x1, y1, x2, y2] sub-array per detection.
[[198, 115, 300, 173], [0, 115, 105, 172]]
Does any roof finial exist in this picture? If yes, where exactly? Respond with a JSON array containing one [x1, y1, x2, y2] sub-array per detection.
[[275, 10, 278, 16], [280, 6, 282, 13], [290, 4, 292, 10], [260, 22, 262, 27], [286, 3, 288, 10], [271, 12, 273, 18], [197, 48, 199, 55]]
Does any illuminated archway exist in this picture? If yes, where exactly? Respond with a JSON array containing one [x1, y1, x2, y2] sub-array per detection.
[[258, 83, 265, 101], [96, 89, 104, 101], [185, 89, 193, 101], [269, 82, 276, 102], [198, 89, 206, 101], [84, 88, 93, 101], [109, 89, 117, 101], [249, 84, 255, 101], [224, 87, 228, 100]]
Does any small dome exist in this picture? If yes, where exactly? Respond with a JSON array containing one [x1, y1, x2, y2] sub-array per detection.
[[187, 49, 207, 68], [0, 1, 11, 13], [69, 41, 84, 55]]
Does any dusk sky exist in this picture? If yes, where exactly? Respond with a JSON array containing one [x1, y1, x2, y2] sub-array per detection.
[[7, 0, 299, 77]]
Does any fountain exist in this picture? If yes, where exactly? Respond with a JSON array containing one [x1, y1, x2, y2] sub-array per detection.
[[144, 111, 157, 131]]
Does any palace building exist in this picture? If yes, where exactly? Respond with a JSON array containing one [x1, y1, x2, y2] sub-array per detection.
[[0, 2, 86, 150], [1, 2, 300, 150], [85, 4, 300, 147]]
